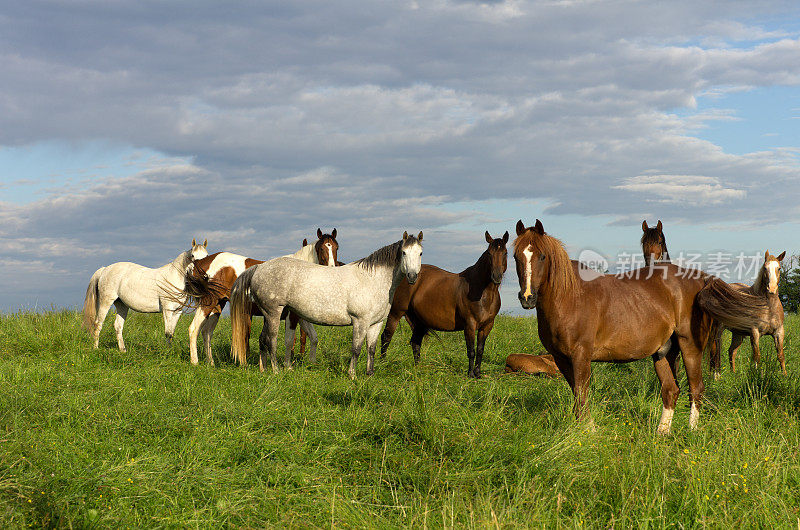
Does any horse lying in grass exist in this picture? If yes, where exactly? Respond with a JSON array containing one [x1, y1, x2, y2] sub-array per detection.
[[505, 353, 562, 377], [710, 250, 787, 375], [183, 229, 339, 365], [513, 219, 767, 434], [380, 231, 508, 378], [230, 232, 423, 378], [82, 239, 209, 351]]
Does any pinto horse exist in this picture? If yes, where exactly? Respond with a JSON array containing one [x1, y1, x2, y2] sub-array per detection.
[[82, 239, 209, 351], [513, 219, 767, 433], [709, 250, 787, 374], [380, 231, 508, 378], [183, 229, 338, 365], [230, 232, 423, 378]]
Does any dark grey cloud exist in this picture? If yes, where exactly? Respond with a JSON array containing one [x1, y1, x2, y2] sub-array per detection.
[[1, 0, 800, 310]]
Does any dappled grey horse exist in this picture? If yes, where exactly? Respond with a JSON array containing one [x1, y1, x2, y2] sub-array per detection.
[[230, 232, 423, 378]]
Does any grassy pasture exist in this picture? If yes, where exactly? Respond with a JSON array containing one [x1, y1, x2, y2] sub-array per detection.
[[1, 310, 800, 528]]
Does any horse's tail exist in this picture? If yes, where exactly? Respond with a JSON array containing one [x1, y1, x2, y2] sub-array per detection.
[[180, 266, 231, 311], [82, 267, 105, 331], [230, 267, 258, 366], [696, 278, 769, 333]]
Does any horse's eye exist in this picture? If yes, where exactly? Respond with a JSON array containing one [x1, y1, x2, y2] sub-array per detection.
[[539, 254, 546, 261]]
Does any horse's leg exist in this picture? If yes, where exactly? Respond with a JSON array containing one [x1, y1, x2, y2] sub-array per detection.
[[187, 308, 207, 365], [653, 354, 680, 435], [550, 352, 589, 420], [410, 322, 427, 366], [349, 321, 368, 379], [112, 301, 129, 353], [464, 324, 477, 378], [299, 319, 318, 364], [750, 329, 762, 368], [774, 327, 786, 375], [299, 327, 307, 356], [677, 336, 705, 430], [365, 322, 383, 376], [380, 310, 402, 359], [92, 296, 115, 349], [728, 332, 744, 372], [201, 312, 220, 366], [260, 308, 282, 374], [710, 323, 722, 380], [570, 352, 593, 421], [474, 321, 495, 379], [283, 318, 297, 370]]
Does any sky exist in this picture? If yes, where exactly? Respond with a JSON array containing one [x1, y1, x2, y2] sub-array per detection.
[[1, 0, 799, 314]]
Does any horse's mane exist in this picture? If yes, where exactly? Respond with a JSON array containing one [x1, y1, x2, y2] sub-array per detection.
[[513, 230, 581, 298], [641, 229, 670, 263], [356, 237, 419, 272]]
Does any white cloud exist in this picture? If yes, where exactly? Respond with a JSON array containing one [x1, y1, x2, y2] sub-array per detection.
[[614, 174, 746, 205]]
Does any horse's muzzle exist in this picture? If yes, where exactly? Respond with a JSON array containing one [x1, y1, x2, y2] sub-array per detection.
[[491, 272, 503, 285], [407, 272, 418, 284], [518, 291, 536, 309]]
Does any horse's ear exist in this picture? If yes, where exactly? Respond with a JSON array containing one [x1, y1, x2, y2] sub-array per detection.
[[192, 238, 197, 247], [656, 220, 662, 232], [502, 231, 509, 243], [642, 220, 648, 232], [332, 228, 337, 239], [202, 238, 207, 247], [533, 219, 544, 235], [765, 250, 770, 262], [417, 231, 423, 241], [317, 228, 323, 239], [777, 251, 786, 261], [403, 231, 408, 240], [303, 238, 308, 246], [516, 220, 526, 236], [485, 231, 493, 244]]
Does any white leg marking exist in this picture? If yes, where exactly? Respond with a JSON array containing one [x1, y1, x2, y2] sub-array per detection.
[[657, 408, 674, 435], [689, 403, 700, 430]]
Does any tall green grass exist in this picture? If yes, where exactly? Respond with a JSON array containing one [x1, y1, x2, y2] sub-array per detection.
[[1, 310, 799, 527]]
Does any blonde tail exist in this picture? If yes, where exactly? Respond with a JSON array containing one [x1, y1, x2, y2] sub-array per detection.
[[230, 267, 257, 366], [82, 268, 104, 332]]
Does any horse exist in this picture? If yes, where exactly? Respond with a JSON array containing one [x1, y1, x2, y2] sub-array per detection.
[[641, 220, 670, 266], [505, 353, 562, 377], [230, 232, 423, 378], [709, 250, 787, 375], [82, 239, 209, 351], [513, 219, 767, 433], [380, 231, 508, 378], [183, 229, 339, 365]]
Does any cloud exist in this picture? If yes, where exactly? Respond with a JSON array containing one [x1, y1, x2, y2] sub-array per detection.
[[613, 174, 746, 205]]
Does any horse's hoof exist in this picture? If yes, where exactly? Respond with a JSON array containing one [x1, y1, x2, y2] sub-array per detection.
[[656, 424, 671, 436]]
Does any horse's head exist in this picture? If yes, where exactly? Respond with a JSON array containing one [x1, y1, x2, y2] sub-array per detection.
[[314, 228, 339, 267], [189, 238, 209, 269], [484, 230, 509, 284], [762, 250, 786, 294], [641, 220, 668, 266], [513, 219, 548, 309], [400, 231, 423, 284]]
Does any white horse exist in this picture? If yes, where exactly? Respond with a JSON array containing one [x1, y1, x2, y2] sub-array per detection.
[[82, 239, 209, 351], [230, 232, 423, 378], [183, 229, 339, 365]]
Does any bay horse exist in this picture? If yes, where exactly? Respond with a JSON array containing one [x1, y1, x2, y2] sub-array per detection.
[[230, 232, 423, 378], [641, 220, 670, 266], [505, 353, 561, 377], [379, 231, 508, 378], [183, 229, 339, 365], [82, 239, 209, 351], [710, 250, 787, 374], [513, 219, 767, 433]]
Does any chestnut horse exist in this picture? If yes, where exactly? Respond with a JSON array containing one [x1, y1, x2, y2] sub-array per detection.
[[710, 250, 787, 374], [641, 220, 670, 266], [183, 229, 339, 365], [380, 231, 508, 378], [513, 219, 767, 433]]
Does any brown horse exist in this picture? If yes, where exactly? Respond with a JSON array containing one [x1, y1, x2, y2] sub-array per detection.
[[513, 219, 767, 433], [183, 229, 339, 365], [505, 353, 561, 377], [709, 250, 787, 375], [641, 220, 670, 266], [380, 231, 508, 378]]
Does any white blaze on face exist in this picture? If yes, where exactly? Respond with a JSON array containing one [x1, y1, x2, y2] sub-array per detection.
[[402, 242, 423, 275], [325, 242, 335, 267], [522, 246, 534, 298], [766, 260, 780, 293]]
